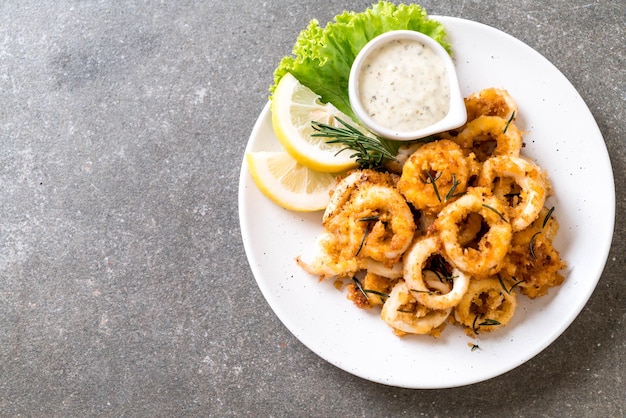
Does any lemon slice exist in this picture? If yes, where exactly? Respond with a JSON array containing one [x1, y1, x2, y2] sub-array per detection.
[[246, 151, 340, 212], [271, 73, 360, 173]]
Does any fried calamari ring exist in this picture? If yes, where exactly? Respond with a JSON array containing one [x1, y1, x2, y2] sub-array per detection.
[[323, 170, 397, 224], [455, 115, 523, 162], [454, 277, 517, 335], [296, 231, 360, 279], [344, 184, 416, 263], [464, 88, 518, 124], [478, 155, 550, 231], [403, 236, 471, 310], [298, 170, 402, 279], [299, 169, 416, 279], [381, 280, 451, 336], [434, 188, 512, 278], [397, 139, 471, 214]]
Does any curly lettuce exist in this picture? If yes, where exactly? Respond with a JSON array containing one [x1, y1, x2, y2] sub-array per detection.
[[270, 1, 450, 120]]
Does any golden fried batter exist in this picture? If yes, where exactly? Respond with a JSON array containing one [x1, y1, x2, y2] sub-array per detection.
[[298, 89, 567, 339], [398, 139, 471, 214]]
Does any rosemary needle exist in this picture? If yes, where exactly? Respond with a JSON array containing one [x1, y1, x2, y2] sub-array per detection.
[[482, 203, 508, 222], [503, 110, 516, 134]]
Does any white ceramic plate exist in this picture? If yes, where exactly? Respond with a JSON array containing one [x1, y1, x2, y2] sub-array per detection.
[[238, 16, 615, 389]]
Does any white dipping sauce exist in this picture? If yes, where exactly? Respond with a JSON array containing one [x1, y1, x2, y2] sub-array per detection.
[[357, 38, 450, 132]]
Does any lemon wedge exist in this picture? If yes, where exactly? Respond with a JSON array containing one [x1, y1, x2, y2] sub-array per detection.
[[246, 151, 340, 212], [271, 73, 360, 173]]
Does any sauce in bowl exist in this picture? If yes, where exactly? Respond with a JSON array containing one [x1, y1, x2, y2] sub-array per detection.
[[349, 30, 466, 141], [358, 39, 450, 132]]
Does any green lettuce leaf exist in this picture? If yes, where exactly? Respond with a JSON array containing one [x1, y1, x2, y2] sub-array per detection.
[[270, 1, 451, 120]]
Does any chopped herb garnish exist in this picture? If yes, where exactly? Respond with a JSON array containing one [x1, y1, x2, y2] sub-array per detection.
[[470, 343, 481, 352], [497, 274, 524, 295], [355, 227, 368, 256], [479, 319, 501, 326], [482, 203, 508, 222], [445, 174, 461, 201], [472, 315, 501, 334], [422, 170, 443, 202], [472, 315, 480, 334], [529, 231, 541, 259], [351, 277, 389, 302], [355, 216, 379, 256], [503, 110, 516, 134], [352, 277, 369, 300], [364, 289, 389, 299], [529, 206, 556, 259], [542, 206, 555, 228], [424, 254, 455, 283], [397, 308, 414, 313]]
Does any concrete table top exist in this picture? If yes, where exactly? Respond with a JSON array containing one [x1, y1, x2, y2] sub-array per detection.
[[1, 1, 623, 416]]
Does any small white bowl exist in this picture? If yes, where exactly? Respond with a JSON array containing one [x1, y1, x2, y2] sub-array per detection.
[[349, 30, 467, 141]]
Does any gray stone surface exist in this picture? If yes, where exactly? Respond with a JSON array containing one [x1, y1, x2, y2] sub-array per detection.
[[0, 1, 623, 416]]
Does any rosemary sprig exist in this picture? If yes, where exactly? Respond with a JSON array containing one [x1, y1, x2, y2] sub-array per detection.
[[311, 118, 398, 169]]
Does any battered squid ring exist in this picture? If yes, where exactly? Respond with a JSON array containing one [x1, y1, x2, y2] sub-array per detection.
[[403, 236, 471, 310], [434, 188, 512, 278], [464, 88, 518, 124], [455, 115, 523, 162], [453, 276, 517, 335], [323, 170, 395, 224], [381, 280, 452, 336], [397, 139, 471, 214], [478, 155, 550, 231], [322, 169, 415, 266], [296, 231, 360, 279], [297, 169, 414, 280], [348, 184, 416, 263]]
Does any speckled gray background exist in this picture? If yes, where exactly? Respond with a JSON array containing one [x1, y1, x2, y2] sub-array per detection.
[[0, 1, 623, 416]]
